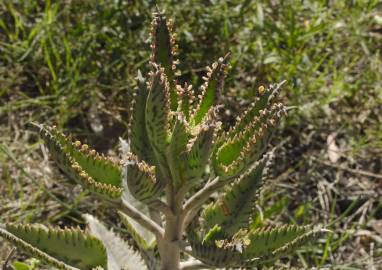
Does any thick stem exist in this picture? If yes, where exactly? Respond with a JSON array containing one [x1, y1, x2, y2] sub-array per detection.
[[158, 215, 182, 270], [157, 184, 183, 270]]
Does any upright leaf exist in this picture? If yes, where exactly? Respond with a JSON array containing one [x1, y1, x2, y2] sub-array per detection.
[[180, 107, 220, 189], [151, 10, 179, 110], [177, 83, 194, 120], [167, 112, 191, 188], [145, 66, 170, 161], [215, 103, 284, 167], [129, 71, 154, 163], [191, 55, 229, 125]]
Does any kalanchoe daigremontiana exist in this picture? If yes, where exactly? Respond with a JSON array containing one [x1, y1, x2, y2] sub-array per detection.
[[0, 10, 326, 270]]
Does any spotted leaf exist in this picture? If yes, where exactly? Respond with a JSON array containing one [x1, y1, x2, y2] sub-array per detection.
[[0, 224, 107, 270]]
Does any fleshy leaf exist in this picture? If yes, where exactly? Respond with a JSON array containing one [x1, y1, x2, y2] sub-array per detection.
[[248, 227, 324, 266], [167, 112, 191, 188], [187, 227, 242, 267], [84, 214, 148, 270], [123, 153, 162, 204], [180, 107, 220, 189], [36, 124, 123, 198], [202, 154, 271, 236], [151, 10, 179, 110], [145, 66, 170, 162], [243, 225, 312, 258], [169, 112, 190, 158], [0, 224, 107, 270], [177, 83, 194, 120], [213, 104, 286, 178], [191, 55, 229, 125], [227, 81, 285, 140], [187, 223, 322, 268], [214, 103, 284, 167], [129, 71, 155, 163]]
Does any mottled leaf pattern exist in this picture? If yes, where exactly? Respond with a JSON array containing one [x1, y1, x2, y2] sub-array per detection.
[[151, 10, 179, 110], [226, 81, 285, 140], [37, 124, 123, 198], [180, 107, 220, 189], [202, 155, 270, 236], [145, 66, 170, 161], [191, 55, 228, 125], [124, 153, 162, 203], [129, 71, 154, 163], [0, 224, 107, 270], [243, 225, 312, 258], [187, 227, 242, 267], [168, 112, 191, 188]]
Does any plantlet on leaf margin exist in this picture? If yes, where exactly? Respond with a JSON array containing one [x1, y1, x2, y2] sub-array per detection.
[[0, 9, 328, 270]]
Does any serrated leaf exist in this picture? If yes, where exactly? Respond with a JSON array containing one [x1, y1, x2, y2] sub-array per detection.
[[177, 83, 193, 120], [227, 81, 285, 140], [145, 67, 170, 160], [243, 225, 311, 258], [191, 55, 228, 125], [50, 125, 121, 187], [151, 10, 178, 110], [84, 214, 148, 270], [36, 124, 123, 198], [213, 104, 286, 178], [187, 228, 242, 267], [179, 108, 220, 189], [214, 103, 283, 167], [129, 71, 155, 164], [187, 223, 323, 268], [0, 224, 107, 270], [202, 155, 270, 236], [251, 227, 323, 266], [124, 153, 162, 204], [169, 112, 190, 158], [167, 112, 191, 188]]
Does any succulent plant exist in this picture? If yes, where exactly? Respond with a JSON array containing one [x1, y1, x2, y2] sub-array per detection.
[[0, 10, 325, 270]]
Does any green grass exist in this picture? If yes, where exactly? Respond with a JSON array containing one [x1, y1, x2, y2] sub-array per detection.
[[1, 0, 381, 268]]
